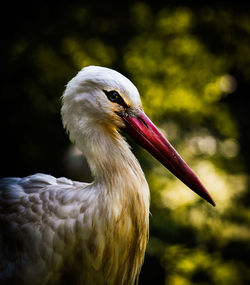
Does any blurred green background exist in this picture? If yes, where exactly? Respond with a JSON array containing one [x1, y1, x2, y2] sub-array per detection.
[[1, 1, 250, 284]]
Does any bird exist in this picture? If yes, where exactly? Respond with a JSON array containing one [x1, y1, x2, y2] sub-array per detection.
[[0, 66, 215, 285]]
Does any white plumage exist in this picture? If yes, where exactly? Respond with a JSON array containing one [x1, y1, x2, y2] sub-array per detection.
[[0, 66, 149, 285], [0, 66, 214, 285]]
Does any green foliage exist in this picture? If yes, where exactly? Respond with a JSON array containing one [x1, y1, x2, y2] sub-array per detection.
[[124, 4, 250, 284]]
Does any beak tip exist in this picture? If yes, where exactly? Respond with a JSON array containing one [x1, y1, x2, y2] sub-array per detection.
[[205, 194, 216, 207], [210, 200, 216, 207]]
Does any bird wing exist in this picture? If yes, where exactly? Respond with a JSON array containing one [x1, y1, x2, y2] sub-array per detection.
[[0, 173, 90, 284]]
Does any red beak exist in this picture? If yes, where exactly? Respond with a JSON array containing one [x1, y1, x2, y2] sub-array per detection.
[[123, 112, 215, 206]]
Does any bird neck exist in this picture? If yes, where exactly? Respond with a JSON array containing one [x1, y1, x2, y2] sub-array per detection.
[[73, 123, 150, 284], [74, 123, 147, 193]]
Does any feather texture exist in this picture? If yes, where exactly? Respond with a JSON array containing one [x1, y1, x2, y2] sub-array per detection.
[[0, 66, 150, 285]]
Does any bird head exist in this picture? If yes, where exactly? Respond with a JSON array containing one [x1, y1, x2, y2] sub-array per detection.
[[62, 66, 215, 206], [62, 66, 142, 131]]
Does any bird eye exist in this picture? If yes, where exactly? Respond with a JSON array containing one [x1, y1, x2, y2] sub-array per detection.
[[107, 91, 120, 103], [103, 90, 128, 108]]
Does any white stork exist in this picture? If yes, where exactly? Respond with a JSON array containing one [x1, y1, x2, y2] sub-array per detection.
[[0, 66, 215, 285]]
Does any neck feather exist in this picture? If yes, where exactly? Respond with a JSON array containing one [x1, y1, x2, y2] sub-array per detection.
[[72, 122, 147, 190], [68, 122, 150, 284]]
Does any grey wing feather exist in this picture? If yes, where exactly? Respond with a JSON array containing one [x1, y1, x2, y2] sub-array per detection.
[[0, 173, 89, 284], [0, 173, 88, 200]]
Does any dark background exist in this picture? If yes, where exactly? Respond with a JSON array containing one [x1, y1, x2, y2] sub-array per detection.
[[1, 1, 250, 284]]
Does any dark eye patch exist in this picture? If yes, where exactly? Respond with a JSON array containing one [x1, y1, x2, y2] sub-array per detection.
[[103, 90, 128, 108]]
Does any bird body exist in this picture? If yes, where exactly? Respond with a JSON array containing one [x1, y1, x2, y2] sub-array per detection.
[[0, 66, 214, 285], [0, 160, 148, 285]]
